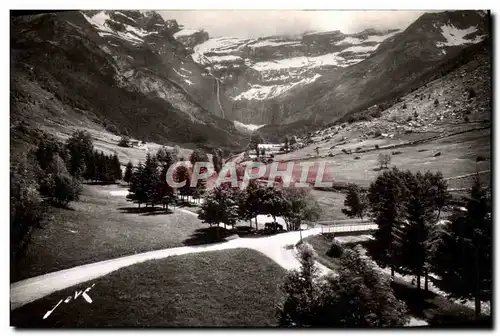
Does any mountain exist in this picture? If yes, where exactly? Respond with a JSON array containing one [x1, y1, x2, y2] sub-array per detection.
[[174, 27, 401, 123], [173, 10, 489, 137], [256, 10, 490, 139], [10, 10, 245, 150]]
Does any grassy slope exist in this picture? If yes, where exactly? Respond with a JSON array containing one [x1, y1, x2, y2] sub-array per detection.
[[303, 234, 485, 326], [272, 54, 491, 190], [11, 248, 286, 327], [12, 184, 207, 282]]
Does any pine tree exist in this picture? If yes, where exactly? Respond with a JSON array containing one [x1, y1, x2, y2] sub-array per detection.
[[367, 168, 409, 275], [432, 175, 492, 318], [342, 183, 368, 220], [66, 130, 93, 177], [127, 162, 147, 207], [157, 163, 175, 209], [198, 184, 240, 230], [124, 161, 133, 184], [111, 154, 122, 181], [212, 148, 223, 174], [396, 171, 448, 289]]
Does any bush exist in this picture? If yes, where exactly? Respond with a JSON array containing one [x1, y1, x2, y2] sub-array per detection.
[[374, 130, 382, 137], [434, 99, 439, 106], [467, 87, 477, 99], [375, 144, 380, 149], [402, 103, 407, 109], [40, 172, 82, 207], [118, 136, 130, 147], [392, 151, 402, 155], [464, 115, 470, 122], [476, 155, 486, 162], [326, 240, 344, 258]]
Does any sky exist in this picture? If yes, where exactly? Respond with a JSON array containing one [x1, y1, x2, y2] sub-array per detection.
[[158, 10, 428, 38]]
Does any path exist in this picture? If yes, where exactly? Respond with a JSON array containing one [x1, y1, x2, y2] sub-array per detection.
[[10, 221, 333, 311]]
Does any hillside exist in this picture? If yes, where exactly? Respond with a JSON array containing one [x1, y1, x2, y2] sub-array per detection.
[[175, 27, 401, 124], [272, 47, 491, 189], [10, 11, 247, 151], [253, 10, 490, 138]]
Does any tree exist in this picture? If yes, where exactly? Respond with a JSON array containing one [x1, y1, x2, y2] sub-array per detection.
[[396, 171, 446, 290], [156, 146, 173, 166], [172, 145, 181, 162], [342, 183, 368, 220], [66, 130, 93, 177], [39, 154, 82, 207], [35, 134, 66, 172], [198, 184, 240, 230], [378, 153, 391, 169], [11, 154, 46, 264], [190, 149, 209, 202], [368, 167, 410, 275], [174, 164, 192, 202], [212, 148, 224, 174], [432, 175, 492, 318], [189, 148, 209, 166], [157, 163, 175, 210], [259, 186, 289, 224], [142, 153, 160, 207], [284, 136, 289, 152], [282, 187, 322, 232], [118, 136, 130, 147], [278, 244, 408, 327], [250, 133, 264, 157], [124, 161, 133, 184], [127, 162, 147, 207], [111, 154, 122, 181], [238, 181, 261, 230]]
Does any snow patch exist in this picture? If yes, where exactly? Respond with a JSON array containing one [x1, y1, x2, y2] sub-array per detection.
[[340, 44, 379, 54], [114, 11, 136, 22], [436, 24, 483, 47], [173, 28, 203, 38], [252, 53, 345, 71], [233, 120, 265, 131], [233, 74, 321, 100], [249, 40, 300, 48]]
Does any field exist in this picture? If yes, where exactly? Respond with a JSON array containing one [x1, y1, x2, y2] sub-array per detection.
[[11, 249, 286, 327], [12, 183, 207, 282]]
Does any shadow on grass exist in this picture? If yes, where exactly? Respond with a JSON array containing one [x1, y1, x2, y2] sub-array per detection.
[[175, 201, 199, 208], [83, 181, 118, 186], [117, 206, 174, 216], [182, 227, 233, 246], [390, 280, 492, 327]]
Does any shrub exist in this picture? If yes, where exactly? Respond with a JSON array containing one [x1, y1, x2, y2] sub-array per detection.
[[392, 151, 402, 155], [374, 130, 382, 137], [434, 99, 439, 106], [402, 103, 407, 109], [118, 136, 130, 147], [375, 144, 380, 149], [407, 116, 412, 122], [467, 87, 477, 99], [476, 155, 486, 162], [464, 115, 470, 122], [40, 172, 82, 207], [354, 156, 360, 160], [326, 240, 344, 258]]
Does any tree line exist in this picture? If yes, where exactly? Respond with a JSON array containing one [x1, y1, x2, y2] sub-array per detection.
[[341, 168, 491, 318], [124, 147, 217, 209], [198, 181, 321, 232], [11, 129, 123, 267]]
